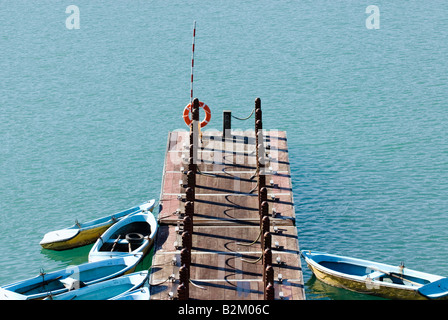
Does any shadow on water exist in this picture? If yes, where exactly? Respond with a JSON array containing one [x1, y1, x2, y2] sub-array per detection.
[[40, 243, 155, 273], [40, 244, 93, 266]]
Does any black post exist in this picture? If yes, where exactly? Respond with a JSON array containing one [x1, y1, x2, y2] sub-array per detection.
[[223, 110, 231, 139], [178, 266, 189, 300]]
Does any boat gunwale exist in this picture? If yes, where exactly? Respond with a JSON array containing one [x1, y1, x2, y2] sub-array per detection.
[[45, 271, 149, 300], [110, 286, 150, 300], [39, 200, 156, 246]]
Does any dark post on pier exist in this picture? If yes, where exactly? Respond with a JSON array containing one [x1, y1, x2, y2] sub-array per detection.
[[149, 98, 305, 300]]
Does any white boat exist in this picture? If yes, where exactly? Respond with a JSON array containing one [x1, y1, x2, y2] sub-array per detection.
[[40, 200, 156, 251], [88, 210, 158, 263], [302, 250, 448, 300], [0, 254, 141, 300], [110, 286, 150, 300], [45, 271, 148, 300]]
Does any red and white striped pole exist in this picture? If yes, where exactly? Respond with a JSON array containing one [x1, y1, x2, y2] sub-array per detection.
[[190, 20, 196, 105]]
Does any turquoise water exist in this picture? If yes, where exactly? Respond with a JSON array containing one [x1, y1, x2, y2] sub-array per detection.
[[1, 1, 447, 300]]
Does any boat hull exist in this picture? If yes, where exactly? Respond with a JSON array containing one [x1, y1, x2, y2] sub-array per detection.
[[40, 224, 110, 251], [306, 259, 426, 300], [45, 271, 148, 300]]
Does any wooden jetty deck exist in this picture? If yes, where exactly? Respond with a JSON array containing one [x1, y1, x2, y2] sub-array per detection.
[[149, 99, 305, 300]]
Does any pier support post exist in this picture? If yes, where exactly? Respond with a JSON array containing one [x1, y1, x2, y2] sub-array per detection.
[[187, 170, 195, 194], [261, 201, 269, 221], [223, 110, 231, 138], [185, 201, 194, 219], [181, 247, 191, 269], [265, 280, 275, 300], [191, 98, 199, 165], [259, 187, 267, 206], [180, 247, 191, 298], [178, 266, 189, 300], [183, 216, 193, 238], [261, 215, 270, 242], [255, 98, 262, 174], [261, 203, 269, 243], [182, 231, 192, 250], [185, 187, 194, 202], [255, 97, 261, 111], [264, 247, 272, 267], [253, 97, 275, 300]]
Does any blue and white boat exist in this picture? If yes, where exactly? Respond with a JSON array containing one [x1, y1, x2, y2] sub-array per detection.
[[88, 210, 158, 263], [0, 254, 141, 300], [45, 271, 149, 300], [301, 250, 448, 300]]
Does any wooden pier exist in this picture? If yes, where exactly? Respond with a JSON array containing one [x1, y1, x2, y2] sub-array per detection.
[[149, 98, 305, 300]]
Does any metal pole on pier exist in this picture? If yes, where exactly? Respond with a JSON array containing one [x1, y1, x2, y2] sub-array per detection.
[[223, 110, 231, 138], [254, 98, 275, 300]]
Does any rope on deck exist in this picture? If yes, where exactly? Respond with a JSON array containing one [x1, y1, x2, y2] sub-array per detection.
[[189, 279, 207, 290], [241, 252, 263, 264], [236, 227, 262, 247], [231, 108, 255, 121]]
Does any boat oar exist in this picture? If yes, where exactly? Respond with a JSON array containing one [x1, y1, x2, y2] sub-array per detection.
[[20, 275, 64, 294], [367, 266, 424, 287], [110, 235, 121, 252]]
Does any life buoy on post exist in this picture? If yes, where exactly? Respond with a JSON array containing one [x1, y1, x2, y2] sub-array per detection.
[[183, 101, 211, 128]]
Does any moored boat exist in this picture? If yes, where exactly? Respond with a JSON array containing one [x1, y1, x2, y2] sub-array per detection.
[[0, 254, 141, 300], [40, 200, 156, 251], [301, 250, 448, 300], [44, 271, 149, 300], [88, 210, 158, 263]]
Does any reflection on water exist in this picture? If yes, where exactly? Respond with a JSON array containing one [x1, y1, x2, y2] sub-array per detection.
[[305, 274, 386, 300]]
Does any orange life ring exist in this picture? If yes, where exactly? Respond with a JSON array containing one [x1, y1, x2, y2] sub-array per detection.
[[183, 101, 211, 128]]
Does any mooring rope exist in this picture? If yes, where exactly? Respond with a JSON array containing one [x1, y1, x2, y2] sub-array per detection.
[[248, 179, 258, 193], [231, 108, 255, 121], [150, 276, 173, 286], [237, 227, 262, 247], [241, 253, 263, 264], [189, 279, 207, 290]]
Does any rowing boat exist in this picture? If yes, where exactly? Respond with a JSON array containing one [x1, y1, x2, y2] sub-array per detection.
[[45, 271, 148, 300], [0, 254, 141, 300], [110, 286, 150, 300], [39, 200, 155, 251], [301, 250, 448, 300], [88, 210, 158, 263]]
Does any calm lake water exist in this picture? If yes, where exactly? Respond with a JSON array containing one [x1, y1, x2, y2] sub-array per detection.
[[1, 1, 447, 300]]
